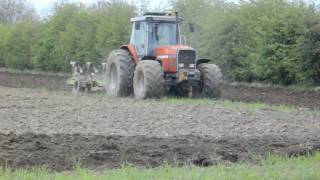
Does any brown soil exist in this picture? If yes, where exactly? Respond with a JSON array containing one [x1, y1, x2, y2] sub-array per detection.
[[0, 71, 319, 109], [0, 87, 319, 171], [0, 71, 68, 91], [222, 84, 320, 109]]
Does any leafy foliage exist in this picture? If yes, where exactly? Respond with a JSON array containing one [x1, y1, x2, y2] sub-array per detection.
[[0, 21, 38, 69], [174, 0, 320, 85], [32, 1, 135, 72], [0, 1, 135, 72], [95, 1, 136, 59], [33, 4, 99, 72], [0, 0, 37, 24]]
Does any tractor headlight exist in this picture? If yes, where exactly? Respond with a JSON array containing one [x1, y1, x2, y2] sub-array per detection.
[[179, 63, 185, 68]]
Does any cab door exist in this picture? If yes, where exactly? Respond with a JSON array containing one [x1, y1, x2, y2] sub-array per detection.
[[130, 21, 148, 58]]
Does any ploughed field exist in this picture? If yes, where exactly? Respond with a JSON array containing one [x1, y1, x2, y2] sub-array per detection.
[[1, 71, 320, 109], [0, 82, 320, 171]]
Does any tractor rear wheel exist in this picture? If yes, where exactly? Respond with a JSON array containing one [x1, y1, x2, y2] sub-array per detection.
[[105, 49, 135, 97], [195, 63, 222, 98], [133, 60, 165, 99]]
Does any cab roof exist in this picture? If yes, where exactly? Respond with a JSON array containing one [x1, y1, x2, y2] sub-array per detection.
[[130, 12, 183, 22]]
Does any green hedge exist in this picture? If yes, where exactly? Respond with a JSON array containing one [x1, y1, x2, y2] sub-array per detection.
[[0, 1, 135, 73], [175, 0, 320, 85]]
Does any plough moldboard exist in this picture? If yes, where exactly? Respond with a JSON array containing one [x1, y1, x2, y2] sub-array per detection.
[[68, 61, 106, 93]]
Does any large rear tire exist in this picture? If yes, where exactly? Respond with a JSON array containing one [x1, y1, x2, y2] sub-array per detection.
[[195, 63, 222, 98], [133, 60, 165, 99], [105, 49, 135, 97]]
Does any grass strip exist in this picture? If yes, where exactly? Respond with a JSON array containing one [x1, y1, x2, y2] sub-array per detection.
[[1, 153, 319, 180]]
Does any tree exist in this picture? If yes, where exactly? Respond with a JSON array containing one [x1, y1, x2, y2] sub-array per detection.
[[57, 7, 99, 70], [33, 4, 85, 72], [137, 0, 150, 15], [0, 0, 37, 24], [0, 24, 10, 66], [1, 21, 39, 69], [33, 1, 136, 72], [298, 3, 320, 85], [95, 0, 136, 59], [174, 0, 320, 85]]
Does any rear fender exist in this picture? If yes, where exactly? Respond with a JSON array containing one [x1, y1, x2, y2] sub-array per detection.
[[196, 58, 211, 66], [141, 56, 157, 60], [120, 45, 139, 64]]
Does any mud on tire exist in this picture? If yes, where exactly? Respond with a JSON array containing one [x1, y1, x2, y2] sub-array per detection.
[[195, 63, 222, 98], [133, 60, 165, 99], [105, 49, 135, 97]]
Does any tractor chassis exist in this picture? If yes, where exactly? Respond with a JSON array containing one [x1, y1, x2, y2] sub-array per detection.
[[164, 70, 202, 88], [164, 72, 202, 97], [163, 78, 201, 88]]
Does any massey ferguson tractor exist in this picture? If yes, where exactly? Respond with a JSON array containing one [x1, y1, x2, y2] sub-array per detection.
[[105, 12, 222, 99]]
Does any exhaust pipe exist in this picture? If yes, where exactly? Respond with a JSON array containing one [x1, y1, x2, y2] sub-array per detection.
[[175, 11, 180, 45]]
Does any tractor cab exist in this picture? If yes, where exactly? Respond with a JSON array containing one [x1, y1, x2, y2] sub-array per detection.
[[130, 12, 182, 58], [129, 12, 197, 76]]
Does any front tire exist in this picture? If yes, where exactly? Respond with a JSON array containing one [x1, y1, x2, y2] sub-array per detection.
[[133, 60, 165, 99], [105, 49, 135, 97], [195, 63, 222, 98]]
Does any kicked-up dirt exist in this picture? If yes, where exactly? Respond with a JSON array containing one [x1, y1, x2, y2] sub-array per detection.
[[0, 71, 319, 109], [0, 86, 319, 171]]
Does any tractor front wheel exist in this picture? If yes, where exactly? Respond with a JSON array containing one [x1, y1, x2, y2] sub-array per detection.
[[194, 63, 222, 98], [105, 49, 135, 97], [133, 60, 165, 99]]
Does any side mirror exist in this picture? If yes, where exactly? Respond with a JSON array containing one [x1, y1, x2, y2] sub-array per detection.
[[135, 22, 140, 30], [188, 23, 195, 33]]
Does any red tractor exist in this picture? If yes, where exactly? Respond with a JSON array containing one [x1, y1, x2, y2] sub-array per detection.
[[105, 12, 222, 99]]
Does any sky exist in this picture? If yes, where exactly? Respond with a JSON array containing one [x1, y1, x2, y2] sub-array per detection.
[[28, 0, 320, 16], [28, 0, 168, 15]]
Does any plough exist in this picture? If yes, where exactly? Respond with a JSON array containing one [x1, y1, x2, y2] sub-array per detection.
[[68, 61, 106, 93]]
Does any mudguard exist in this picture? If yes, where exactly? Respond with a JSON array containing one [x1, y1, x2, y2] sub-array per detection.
[[196, 58, 212, 66], [120, 45, 139, 64]]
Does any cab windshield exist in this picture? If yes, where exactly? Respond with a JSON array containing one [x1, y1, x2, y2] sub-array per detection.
[[148, 22, 177, 53]]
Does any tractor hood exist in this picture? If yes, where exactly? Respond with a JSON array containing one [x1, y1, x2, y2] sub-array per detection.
[[154, 45, 196, 73], [154, 45, 195, 57]]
